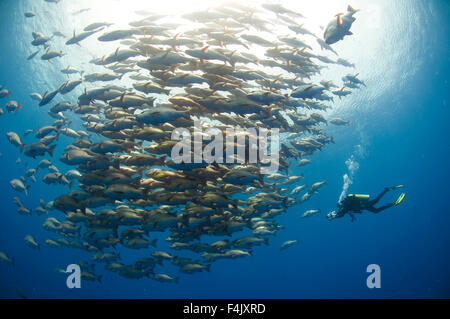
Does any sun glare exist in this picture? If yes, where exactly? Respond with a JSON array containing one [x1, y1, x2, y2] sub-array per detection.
[[61, 0, 352, 30], [32, 0, 390, 116]]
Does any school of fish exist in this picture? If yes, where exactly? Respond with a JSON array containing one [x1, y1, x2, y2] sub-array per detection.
[[0, 2, 363, 283]]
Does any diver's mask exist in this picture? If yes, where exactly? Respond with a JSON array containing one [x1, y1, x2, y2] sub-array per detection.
[[326, 211, 337, 221]]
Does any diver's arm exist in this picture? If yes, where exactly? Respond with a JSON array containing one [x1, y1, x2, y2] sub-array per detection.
[[336, 207, 348, 218], [327, 207, 348, 221]]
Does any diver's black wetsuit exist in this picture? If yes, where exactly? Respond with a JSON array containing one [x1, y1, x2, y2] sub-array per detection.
[[336, 188, 394, 221]]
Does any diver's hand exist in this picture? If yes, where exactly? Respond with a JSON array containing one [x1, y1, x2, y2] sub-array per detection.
[[326, 211, 337, 221]]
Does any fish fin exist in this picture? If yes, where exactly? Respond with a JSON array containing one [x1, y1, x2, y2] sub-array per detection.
[[348, 5, 358, 13], [159, 155, 167, 166], [163, 49, 171, 58], [202, 46, 209, 53], [113, 159, 120, 169], [265, 105, 272, 118]]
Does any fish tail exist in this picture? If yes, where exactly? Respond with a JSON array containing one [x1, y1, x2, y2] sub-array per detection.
[[113, 159, 121, 169], [48, 144, 57, 157], [283, 196, 289, 208]]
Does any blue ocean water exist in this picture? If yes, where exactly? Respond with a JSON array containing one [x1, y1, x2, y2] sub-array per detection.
[[0, 0, 449, 298]]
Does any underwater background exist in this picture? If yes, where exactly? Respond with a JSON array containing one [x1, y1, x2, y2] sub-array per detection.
[[0, 0, 449, 298]]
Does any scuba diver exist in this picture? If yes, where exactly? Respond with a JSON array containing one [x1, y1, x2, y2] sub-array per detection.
[[327, 186, 405, 222]]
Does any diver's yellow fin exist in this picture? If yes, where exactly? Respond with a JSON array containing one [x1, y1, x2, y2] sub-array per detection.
[[394, 193, 405, 206], [394, 185, 404, 189]]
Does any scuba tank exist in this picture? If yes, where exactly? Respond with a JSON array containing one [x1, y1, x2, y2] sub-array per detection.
[[347, 194, 370, 200]]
